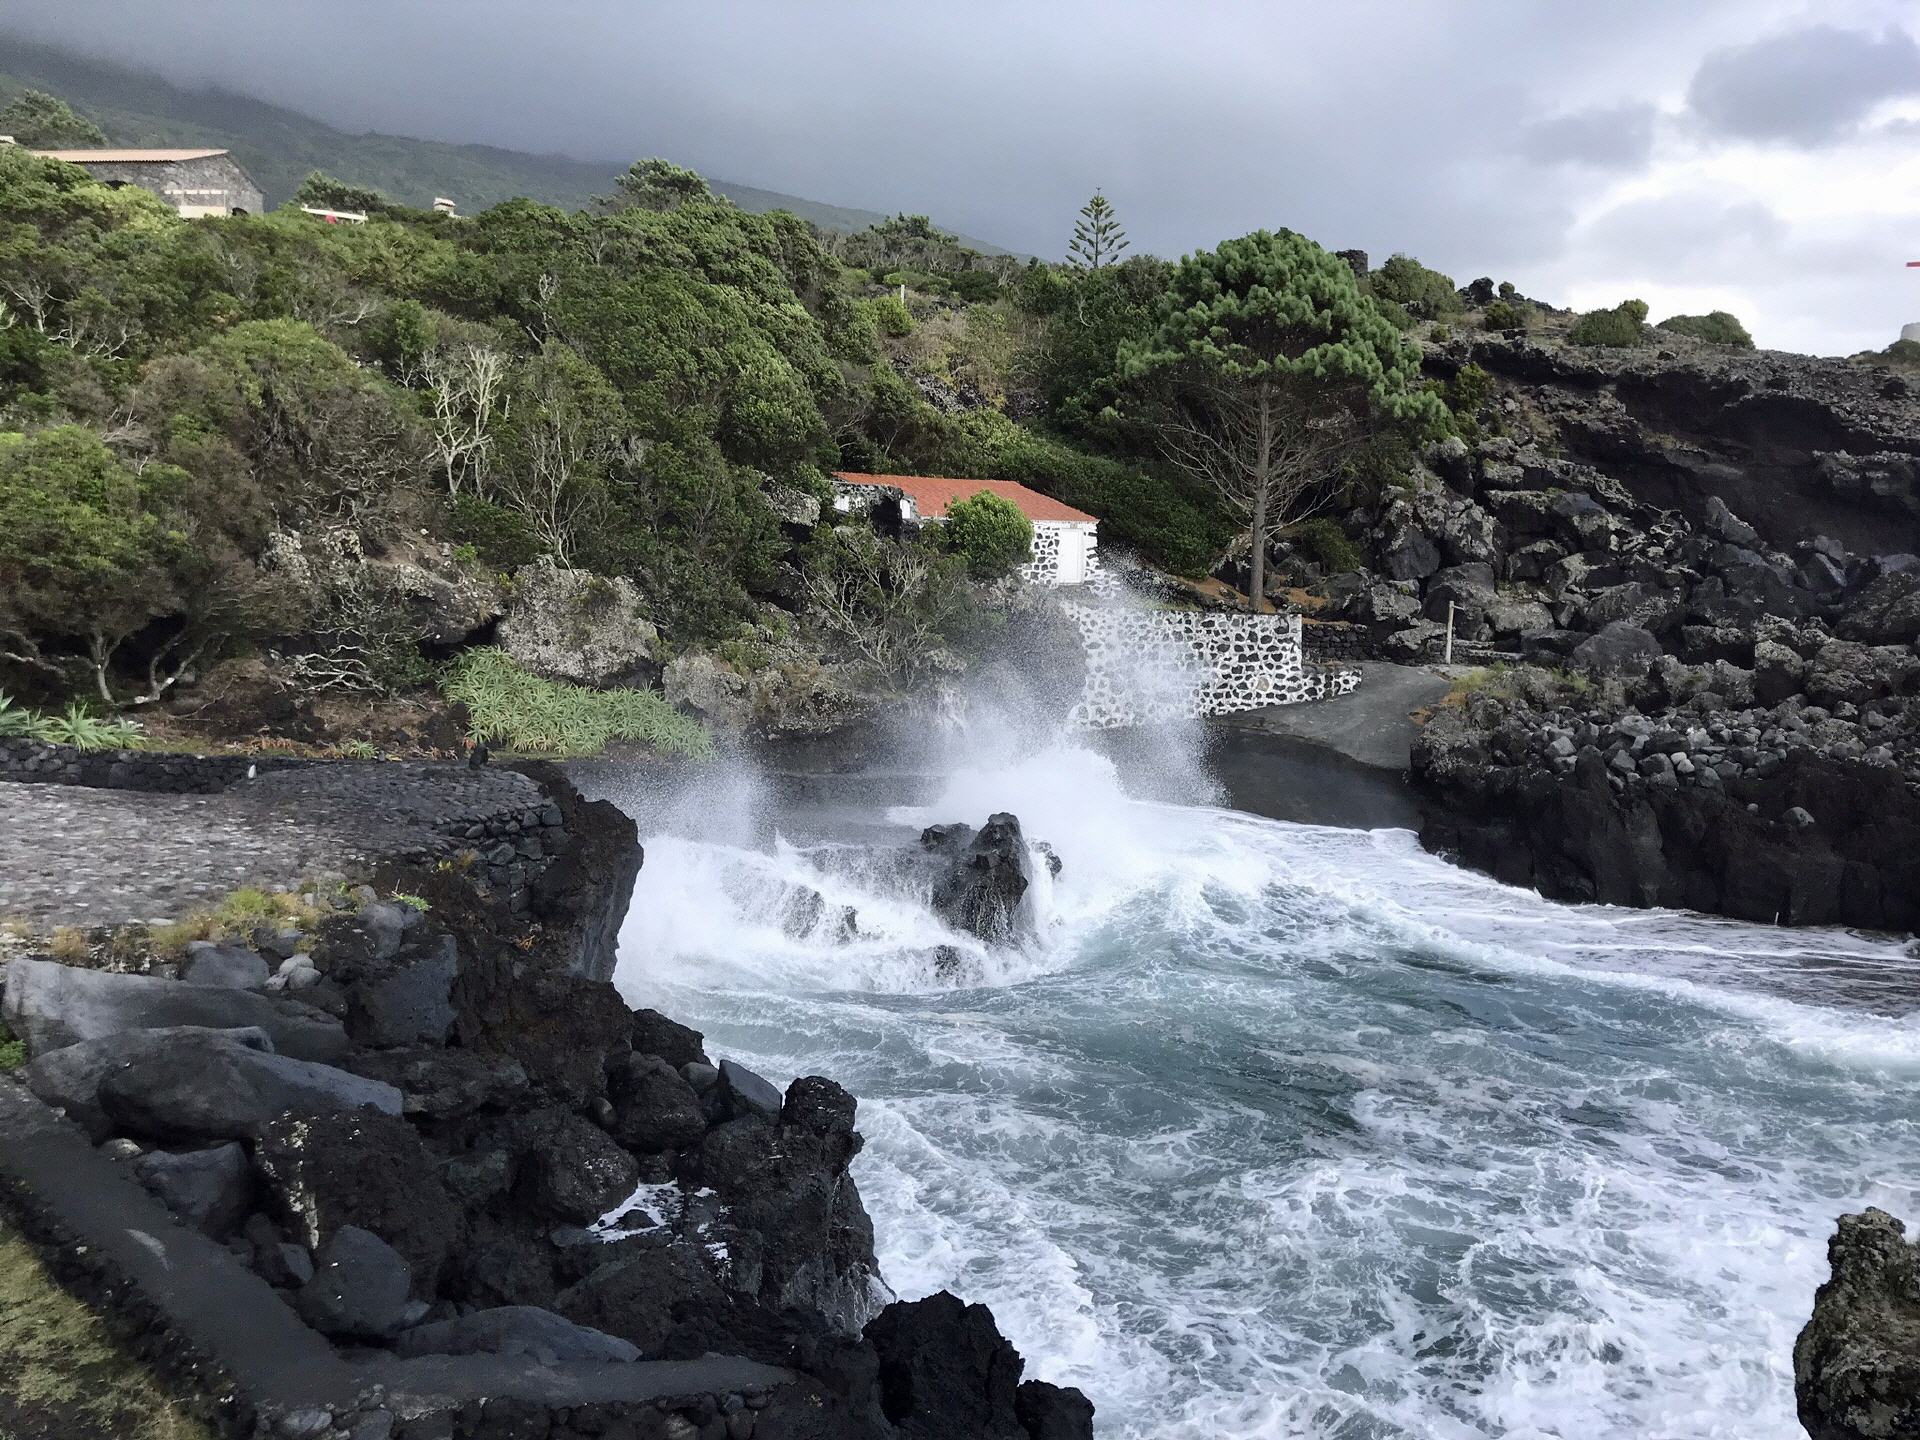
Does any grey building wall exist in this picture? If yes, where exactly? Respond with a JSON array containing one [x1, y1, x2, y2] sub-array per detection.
[[71, 154, 265, 217]]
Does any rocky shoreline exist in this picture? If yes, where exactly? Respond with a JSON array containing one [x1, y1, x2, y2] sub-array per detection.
[[0, 761, 1092, 1440]]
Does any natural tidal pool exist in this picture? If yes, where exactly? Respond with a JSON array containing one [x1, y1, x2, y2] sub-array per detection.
[[589, 738, 1920, 1440]]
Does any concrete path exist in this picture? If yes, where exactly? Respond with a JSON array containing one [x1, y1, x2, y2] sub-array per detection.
[[1217, 661, 1456, 771]]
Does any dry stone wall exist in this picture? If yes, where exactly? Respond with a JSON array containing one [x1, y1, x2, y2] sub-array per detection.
[[1066, 606, 1361, 728]]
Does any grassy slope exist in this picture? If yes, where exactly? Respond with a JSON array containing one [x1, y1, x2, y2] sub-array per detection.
[[0, 1214, 213, 1440], [0, 35, 1011, 249]]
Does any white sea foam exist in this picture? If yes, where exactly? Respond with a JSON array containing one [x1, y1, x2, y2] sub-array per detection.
[[603, 735, 1920, 1440]]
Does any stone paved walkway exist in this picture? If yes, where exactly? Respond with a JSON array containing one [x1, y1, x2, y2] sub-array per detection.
[[0, 763, 545, 927]]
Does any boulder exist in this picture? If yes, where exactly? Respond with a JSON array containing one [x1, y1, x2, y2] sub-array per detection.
[[1702, 494, 1762, 548], [1754, 639, 1809, 706], [1579, 582, 1678, 633], [181, 943, 271, 990], [1423, 562, 1497, 614], [1806, 641, 1917, 708], [395, 1306, 640, 1365], [1484, 597, 1555, 639], [1569, 622, 1662, 675], [1379, 526, 1442, 581], [608, 1054, 709, 1153], [345, 933, 459, 1048], [254, 1110, 464, 1284], [716, 1059, 785, 1124], [926, 813, 1034, 946], [513, 1109, 641, 1225], [297, 1226, 414, 1342], [782, 1076, 858, 1138], [133, 1143, 255, 1238], [552, 1243, 730, 1358], [1794, 1208, 1920, 1439], [865, 1291, 1093, 1440], [630, 1008, 709, 1069], [3, 960, 347, 1063], [95, 1031, 400, 1143], [24, 1024, 274, 1141], [1839, 569, 1920, 645], [497, 563, 660, 687], [339, 1046, 529, 1119]]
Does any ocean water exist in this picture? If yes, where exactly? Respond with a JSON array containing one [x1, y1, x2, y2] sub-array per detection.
[[591, 739, 1920, 1440]]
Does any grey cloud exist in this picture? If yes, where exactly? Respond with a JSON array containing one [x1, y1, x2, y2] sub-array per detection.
[[1687, 24, 1920, 145], [1519, 104, 1658, 171]]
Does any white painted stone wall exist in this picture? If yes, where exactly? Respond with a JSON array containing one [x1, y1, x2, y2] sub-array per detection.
[[1020, 521, 1100, 587], [1065, 606, 1361, 728]]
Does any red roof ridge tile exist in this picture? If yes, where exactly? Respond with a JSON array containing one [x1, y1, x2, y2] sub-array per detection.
[[832, 472, 1097, 525]]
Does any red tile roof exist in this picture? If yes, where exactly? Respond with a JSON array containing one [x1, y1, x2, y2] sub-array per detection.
[[833, 472, 1097, 525]]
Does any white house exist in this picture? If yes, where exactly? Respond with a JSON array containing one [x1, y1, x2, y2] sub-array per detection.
[[830, 471, 1100, 585]]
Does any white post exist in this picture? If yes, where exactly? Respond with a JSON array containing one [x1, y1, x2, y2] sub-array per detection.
[[1444, 600, 1456, 664]]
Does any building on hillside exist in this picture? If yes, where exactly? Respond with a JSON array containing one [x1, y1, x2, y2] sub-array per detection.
[[831, 471, 1099, 585], [22, 146, 264, 217]]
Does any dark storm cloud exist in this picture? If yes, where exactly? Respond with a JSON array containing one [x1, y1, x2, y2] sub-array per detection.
[[1518, 105, 1658, 171], [1686, 24, 1920, 145]]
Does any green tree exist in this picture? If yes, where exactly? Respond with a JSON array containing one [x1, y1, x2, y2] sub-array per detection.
[[0, 90, 106, 148], [1568, 299, 1651, 348], [291, 170, 392, 215], [1068, 191, 1129, 270], [942, 491, 1034, 579], [1369, 254, 1463, 320], [1656, 310, 1754, 348], [1117, 230, 1444, 609], [604, 158, 717, 214]]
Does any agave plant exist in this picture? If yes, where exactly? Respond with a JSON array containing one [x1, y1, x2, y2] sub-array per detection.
[[45, 703, 145, 753], [0, 693, 58, 743]]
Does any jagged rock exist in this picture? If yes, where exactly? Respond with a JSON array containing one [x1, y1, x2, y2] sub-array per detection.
[[926, 813, 1033, 946], [783, 1076, 858, 1138], [254, 1110, 464, 1284], [497, 563, 660, 687], [1754, 639, 1809, 706], [717, 1059, 785, 1123], [1484, 596, 1555, 638], [1702, 494, 1761, 548], [692, 1111, 876, 1332], [456, 967, 632, 1106], [94, 1030, 401, 1143], [1795, 1208, 1920, 1439], [1579, 581, 1678, 633], [181, 943, 271, 990], [630, 1008, 709, 1069], [3, 959, 347, 1062], [608, 1054, 708, 1152], [133, 1143, 255, 1238], [1840, 569, 1920, 645], [1569, 622, 1662, 675], [23, 1024, 275, 1141], [513, 1109, 641, 1225], [339, 1046, 530, 1119], [1806, 641, 1918, 708], [344, 933, 459, 1048], [865, 1291, 1094, 1440], [551, 1243, 730, 1358], [297, 1226, 414, 1342], [764, 482, 824, 530], [396, 1306, 641, 1364]]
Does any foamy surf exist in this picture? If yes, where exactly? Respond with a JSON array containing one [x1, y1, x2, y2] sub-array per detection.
[[597, 743, 1920, 1439]]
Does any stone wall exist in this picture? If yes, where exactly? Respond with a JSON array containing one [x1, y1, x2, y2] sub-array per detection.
[[1302, 619, 1375, 662], [0, 740, 316, 793], [58, 153, 265, 217], [1066, 606, 1361, 728]]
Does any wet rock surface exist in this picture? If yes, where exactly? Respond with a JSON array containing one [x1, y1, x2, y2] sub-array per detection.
[[0, 763, 1090, 1439], [1796, 1208, 1920, 1439]]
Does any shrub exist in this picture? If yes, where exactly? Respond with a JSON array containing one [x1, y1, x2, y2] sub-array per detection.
[[1568, 301, 1651, 348], [871, 294, 915, 338], [1656, 311, 1755, 348], [448, 495, 544, 569], [1369, 254, 1464, 320], [0, 1021, 24, 1072], [442, 646, 712, 759], [943, 271, 1002, 304], [1877, 338, 1920, 367], [1482, 299, 1527, 332], [942, 491, 1034, 579], [1287, 517, 1363, 573], [1448, 363, 1496, 421], [0, 693, 56, 741]]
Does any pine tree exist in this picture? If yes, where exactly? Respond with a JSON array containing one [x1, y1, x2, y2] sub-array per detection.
[[1068, 191, 1129, 270]]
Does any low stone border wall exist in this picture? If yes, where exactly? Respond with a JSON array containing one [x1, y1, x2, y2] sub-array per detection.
[[1301, 618, 1377, 662], [0, 740, 319, 794]]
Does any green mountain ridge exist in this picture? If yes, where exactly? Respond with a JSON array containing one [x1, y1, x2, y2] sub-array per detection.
[[0, 34, 1012, 250]]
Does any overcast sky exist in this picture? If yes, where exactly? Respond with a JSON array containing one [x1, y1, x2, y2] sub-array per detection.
[[6, 0, 1920, 355]]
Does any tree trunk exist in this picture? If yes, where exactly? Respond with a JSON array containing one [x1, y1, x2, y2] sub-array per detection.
[[1248, 382, 1274, 613]]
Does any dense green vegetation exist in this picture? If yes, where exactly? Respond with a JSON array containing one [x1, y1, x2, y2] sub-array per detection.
[[0, 80, 1472, 726], [1655, 310, 1755, 348], [1569, 299, 1652, 348], [443, 647, 712, 758], [942, 492, 1034, 579]]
